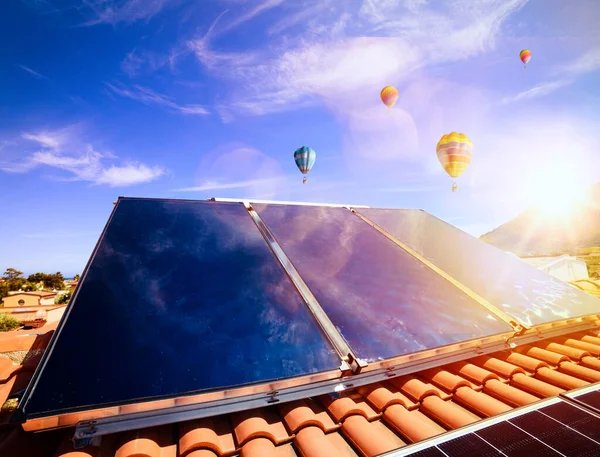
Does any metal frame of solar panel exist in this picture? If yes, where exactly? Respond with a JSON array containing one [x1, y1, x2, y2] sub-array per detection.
[[12, 197, 600, 443], [562, 382, 600, 415], [385, 390, 600, 457], [355, 207, 600, 329]]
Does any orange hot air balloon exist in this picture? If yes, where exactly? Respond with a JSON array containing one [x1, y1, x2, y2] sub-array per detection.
[[436, 132, 473, 192], [520, 49, 532, 67], [380, 86, 399, 111]]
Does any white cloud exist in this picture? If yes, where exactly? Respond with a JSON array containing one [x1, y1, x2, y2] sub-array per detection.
[[1, 127, 165, 187], [18, 65, 48, 80], [106, 83, 209, 115], [193, 0, 527, 119]]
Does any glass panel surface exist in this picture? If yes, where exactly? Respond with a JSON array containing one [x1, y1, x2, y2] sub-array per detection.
[[253, 204, 512, 362], [358, 208, 600, 327], [24, 199, 339, 417]]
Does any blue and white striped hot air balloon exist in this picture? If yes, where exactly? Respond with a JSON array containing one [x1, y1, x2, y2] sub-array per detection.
[[294, 146, 316, 184]]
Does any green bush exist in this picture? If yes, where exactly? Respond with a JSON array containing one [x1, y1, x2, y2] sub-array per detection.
[[0, 313, 21, 332]]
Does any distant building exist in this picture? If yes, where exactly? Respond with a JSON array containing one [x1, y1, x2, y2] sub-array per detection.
[[2, 291, 57, 307], [520, 254, 589, 282]]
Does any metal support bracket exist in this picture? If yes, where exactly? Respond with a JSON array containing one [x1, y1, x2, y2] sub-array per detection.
[[243, 201, 365, 373]]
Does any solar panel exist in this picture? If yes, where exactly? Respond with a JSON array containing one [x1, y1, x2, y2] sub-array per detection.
[[21, 199, 341, 418], [252, 204, 513, 362], [395, 397, 600, 457], [356, 208, 600, 328], [564, 384, 600, 413]]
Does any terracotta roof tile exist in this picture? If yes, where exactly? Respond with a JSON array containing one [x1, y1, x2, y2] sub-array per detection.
[[278, 398, 339, 434], [318, 393, 381, 423], [581, 356, 600, 371], [356, 383, 418, 412], [496, 351, 549, 373], [557, 361, 600, 382], [179, 416, 236, 457], [382, 405, 446, 443], [452, 386, 512, 417], [341, 415, 405, 457], [419, 368, 481, 393], [515, 345, 570, 365], [468, 356, 526, 378], [538, 341, 590, 360], [510, 372, 565, 397], [558, 337, 600, 356], [481, 378, 540, 407], [294, 426, 357, 457], [232, 408, 291, 446], [4, 330, 600, 457], [535, 366, 589, 390], [446, 361, 501, 385], [419, 395, 479, 429], [115, 426, 177, 457], [238, 437, 294, 457], [388, 376, 451, 402]]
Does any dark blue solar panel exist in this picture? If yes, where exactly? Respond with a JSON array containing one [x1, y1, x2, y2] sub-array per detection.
[[252, 204, 512, 362], [403, 400, 600, 457], [23, 199, 340, 417], [357, 208, 600, 328]]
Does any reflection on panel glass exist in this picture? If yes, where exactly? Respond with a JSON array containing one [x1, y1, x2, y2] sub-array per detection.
[[358, 208, 600, 327], [24, 199, 339, 417], [253, 204, 512, 362]]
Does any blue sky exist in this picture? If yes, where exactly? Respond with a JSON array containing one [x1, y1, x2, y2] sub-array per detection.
[[1, 0, 599, 276]]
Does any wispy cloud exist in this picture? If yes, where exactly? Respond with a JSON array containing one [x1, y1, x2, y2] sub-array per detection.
[[0, 126, 165, 187], [501, 48, 600, 104], [500, 80, 571, 104], [219, 0, 283, 33], [80, 0, 180, 26], [106, 83, 209, 115], [192, 0, 527, 119], [18, 65, 48, 80]]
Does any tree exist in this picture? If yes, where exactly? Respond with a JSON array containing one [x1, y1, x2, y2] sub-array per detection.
[[28, 273, 46, 283], [43, 272, 65, 290], [74, 274, 81, 281], [3, 268, 23, 282]]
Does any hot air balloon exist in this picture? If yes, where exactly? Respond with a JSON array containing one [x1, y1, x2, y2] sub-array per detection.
[[380, 86, 399, 112], [436, 132, 473, 192], [520, 49, 532, 67], [294, 146, 316, 184]]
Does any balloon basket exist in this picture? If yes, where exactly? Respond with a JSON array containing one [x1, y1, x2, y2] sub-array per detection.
[[303, 177, 307, 184], [452, 182, 458, 192]]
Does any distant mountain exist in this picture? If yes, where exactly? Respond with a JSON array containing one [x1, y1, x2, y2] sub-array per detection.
[[480, 183, 600, 256]]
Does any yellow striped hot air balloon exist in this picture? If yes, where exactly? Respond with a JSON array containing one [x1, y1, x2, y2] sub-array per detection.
[[380, 86, 399, 112], [436, 132, 473, 192]]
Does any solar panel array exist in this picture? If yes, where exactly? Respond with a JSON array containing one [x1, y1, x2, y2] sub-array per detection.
[[18, 198, 600, 422], [399, 397, 600, 457]]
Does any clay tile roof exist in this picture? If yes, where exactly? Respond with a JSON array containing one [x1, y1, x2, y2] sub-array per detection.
[[2, 330, 600, 457]]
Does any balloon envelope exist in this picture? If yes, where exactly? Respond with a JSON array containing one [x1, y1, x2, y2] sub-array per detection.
[[520, 49, 532, 65], [436, 132, 472, 179], [380, 86, 399, 109], [294, 146, 316, 175]]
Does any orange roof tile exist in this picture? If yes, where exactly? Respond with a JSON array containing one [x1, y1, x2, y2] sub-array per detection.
[[1, 329, 600, 457]]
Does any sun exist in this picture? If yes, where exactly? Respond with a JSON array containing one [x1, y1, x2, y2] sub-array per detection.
[[527, 163, 588, 218]]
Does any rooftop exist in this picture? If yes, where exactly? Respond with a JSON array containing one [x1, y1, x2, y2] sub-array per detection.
[[0, 327, 599, 456], [3, 197, 600, 456]]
